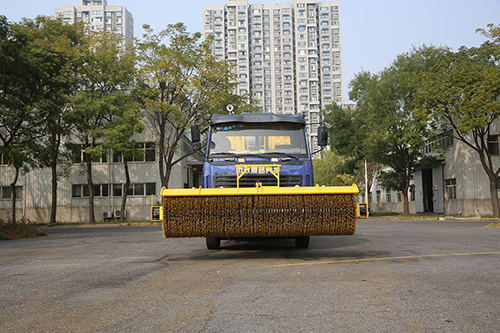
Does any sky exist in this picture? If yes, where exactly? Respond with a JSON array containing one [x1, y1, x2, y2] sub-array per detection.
[[1, 0, 499, 102]]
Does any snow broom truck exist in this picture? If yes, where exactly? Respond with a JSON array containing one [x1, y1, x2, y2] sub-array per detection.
[[153, 112, 359, 249]]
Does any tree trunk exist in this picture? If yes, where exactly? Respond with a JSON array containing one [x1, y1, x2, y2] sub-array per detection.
[[84, 139, 95, 223], [121, 161, 130, 223], [476, 150, 500, 217], [163, 163, 172, 189], [10, 167, 19, 223], [489, 177, 500, 217], [159, 157, 167, 189], [402, 191, 410, 215], [159, 152, 172, 189], [158, 120, 168, 188], [50, 152, 58, 224], [49, 132, 62, 224], [402, 175, 410, 215]]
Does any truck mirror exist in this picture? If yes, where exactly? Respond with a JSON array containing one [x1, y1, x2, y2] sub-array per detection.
[[191, 125, 201, 151], [317, 126, 328, 147]]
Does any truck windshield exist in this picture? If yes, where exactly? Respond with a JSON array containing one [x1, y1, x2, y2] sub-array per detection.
[[209, 123, 307, 157]]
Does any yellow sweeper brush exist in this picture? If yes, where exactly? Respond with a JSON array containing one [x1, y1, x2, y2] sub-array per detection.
[[158, 184, 359, 239]]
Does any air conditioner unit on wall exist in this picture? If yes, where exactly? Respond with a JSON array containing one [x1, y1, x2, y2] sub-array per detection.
[[102, 211, 113, 219], [114, 209, 127, 218]]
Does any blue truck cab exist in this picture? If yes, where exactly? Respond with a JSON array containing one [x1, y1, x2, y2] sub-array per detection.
[[197, 112, 321, 189]]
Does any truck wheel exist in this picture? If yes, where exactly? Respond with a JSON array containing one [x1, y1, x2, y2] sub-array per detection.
[[295, 236, 310, 248], [206, 237, 221, 250]]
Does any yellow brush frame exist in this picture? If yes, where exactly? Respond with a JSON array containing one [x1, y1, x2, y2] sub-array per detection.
[[160, 183, 358, 197]]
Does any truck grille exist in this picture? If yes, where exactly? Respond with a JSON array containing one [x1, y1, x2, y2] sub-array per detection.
[[214, 175, 302, 188]]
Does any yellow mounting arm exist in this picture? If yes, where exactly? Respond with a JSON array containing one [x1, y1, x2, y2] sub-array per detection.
[[236, 164, 281, 188]]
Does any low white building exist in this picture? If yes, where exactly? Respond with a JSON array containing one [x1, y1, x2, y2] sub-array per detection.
[[370, 123, 500, 216], [0, 123, 202, 223]]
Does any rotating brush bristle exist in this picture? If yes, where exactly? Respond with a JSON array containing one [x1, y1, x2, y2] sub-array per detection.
[[162, 194, 357, 238]]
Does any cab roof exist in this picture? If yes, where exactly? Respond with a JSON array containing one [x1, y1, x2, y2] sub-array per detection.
[[211, 112, 306, 125]]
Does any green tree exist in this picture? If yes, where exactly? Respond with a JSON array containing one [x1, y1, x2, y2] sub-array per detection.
[[416, 34, 500, 215], [136, 23, 252, 189], [324, 102, 365, 162], [0, 15, 52, 222], [102, 98, 144, 223], [324, 81, 380, 208], [14, 16, 85, 223], [476, 23, 500, 43], [312, 150, 356, 186], [71, 30, 136, 223], [347, 46, 445, 214]]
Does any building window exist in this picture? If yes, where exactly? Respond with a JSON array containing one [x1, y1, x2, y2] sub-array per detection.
[[116, 142, 156, 163], [410, 185, 415, 201], [422, 131, 454, 154], [125, 183, 156, 196], [72, 184, 110, 198], [111, 184, 122, 197], [73, 145, 108, 164], [92, 153, 108, 163], [386, 192, 392, 203], [445, 179, 457, 199], [488, 135, 500, 155], [376, 190, 381, 203], [74, 183, 157, 198], [0, 153, 11, 165], [1, 186, 22, 199]]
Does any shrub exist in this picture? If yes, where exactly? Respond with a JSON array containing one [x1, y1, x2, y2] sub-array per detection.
[[0, 218, 47, 240]]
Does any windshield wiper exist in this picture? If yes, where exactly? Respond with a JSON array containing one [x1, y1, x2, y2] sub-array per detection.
[[210, 152, 302, 160], [210, 152, 240, 158], [260, 152, 301, 159], [237, 152, 301, 159]]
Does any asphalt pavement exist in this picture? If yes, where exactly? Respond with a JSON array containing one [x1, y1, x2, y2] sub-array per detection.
[[0, 218, 499, 332]]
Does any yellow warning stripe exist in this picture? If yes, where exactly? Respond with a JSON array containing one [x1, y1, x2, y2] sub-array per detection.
[[265, 251, 500, 268], [160, 183, 359, 197]]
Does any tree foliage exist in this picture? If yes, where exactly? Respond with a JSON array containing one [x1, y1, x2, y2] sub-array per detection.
[[323, 82, 380, 202], [339, 46, 446, 213], [312, 150, 356, 186], [476, 23, 500, 43], [324, 102, 366, 161], [101, 98, 144, 223], [0, 15, 81, 222], [416, 29, 500, 215], [136, 23, 256, 188], [71, 30, 138, 222], [13, 16, 85, 223]]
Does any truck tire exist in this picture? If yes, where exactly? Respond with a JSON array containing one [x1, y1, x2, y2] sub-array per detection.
[[295, 236, 310, 248], [206, 237, 221, 250]]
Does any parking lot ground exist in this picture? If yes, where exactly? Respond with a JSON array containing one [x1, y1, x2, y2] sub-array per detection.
[[1, 218, 499, 332]]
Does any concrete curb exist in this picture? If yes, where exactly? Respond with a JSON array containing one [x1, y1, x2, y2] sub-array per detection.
[[41, 222, 162, 229]]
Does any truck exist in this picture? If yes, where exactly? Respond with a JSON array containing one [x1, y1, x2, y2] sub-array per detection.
[[153, 112, 359, 249]]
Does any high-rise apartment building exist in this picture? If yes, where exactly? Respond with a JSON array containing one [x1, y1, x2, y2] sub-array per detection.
[[203, 0, 342, 151], [55, 0, 134, 45]]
